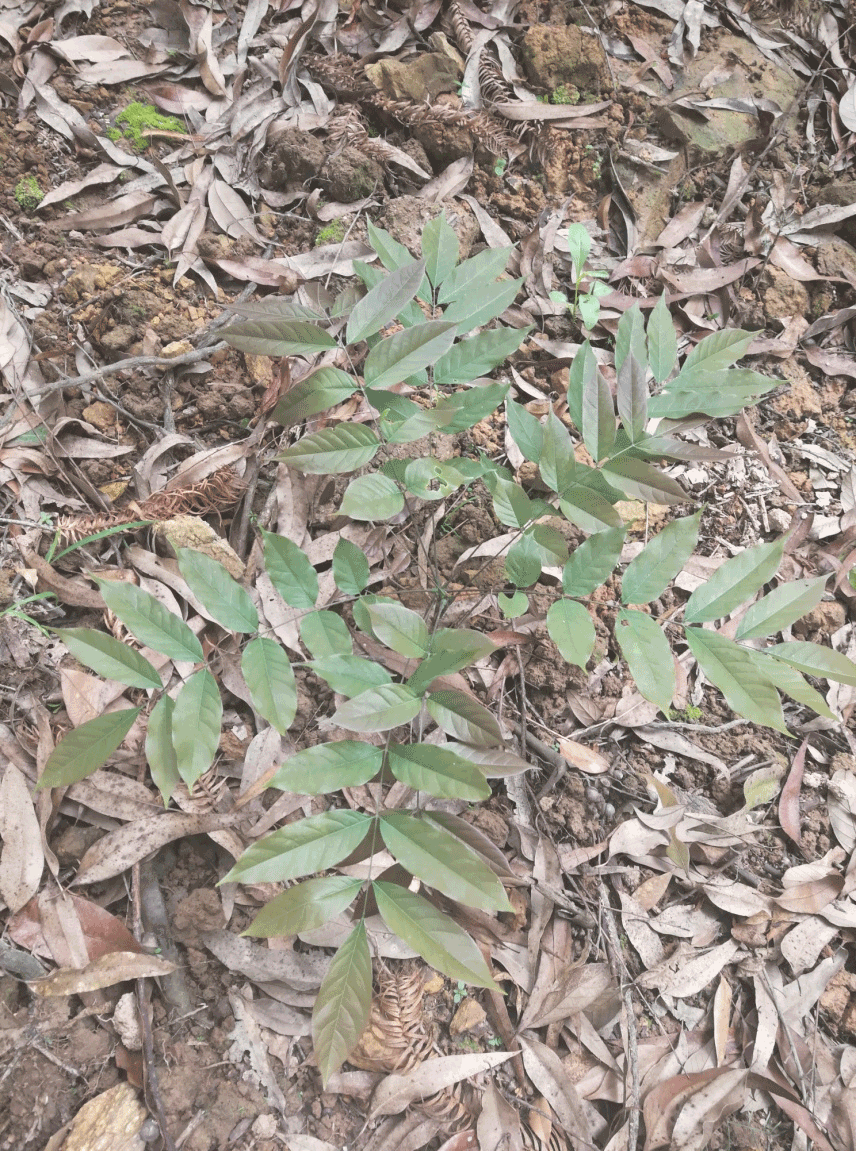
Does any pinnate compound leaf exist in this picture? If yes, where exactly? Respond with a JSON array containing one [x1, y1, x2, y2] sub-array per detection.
[[364, 322, 456, 390], [245, 876, 363, 938], [172, 669, 222, 788], [94, 578, 203, 663], [768, 641, 856, 687], [39, 708, 141, 789], [347, 259, 425, 344], [340, 474, 404, 520], [426, 689, 503, 746], [600, 456, 687, 505], [368, 220, 422, 274], [364, 602, 428, 658], [313, 921, 373, 1087], [434, 326, 530, 386], [547, 600, 595, 669], [270, 366, 357, 428], [241, 637, 296, 735], [684, 538, 785, 624], [176, 548, 259, 633], [262, 531, 319, 609], [224, 811, 375, 884], [388, 743, 491, 801], [615, 609, 675, 714], [682, 328, 755, 374], [540, 411, 577, 495], [421, 213, 459, 287], [332, 684, 421, 732], [684, 627, 787, 733], [562, 528, 625, 597], [559, 486, 623, 533], [373, 881, 497, 989], [332, 538, 370, 595], [309, 655, 391, 697], [146, 695, 179, 806], [380, 812, 510, 911], [437, 246, 511, 304], [622, 511, 701, 605], [752, 651, 837, 721], [300, 610, 352, 658], [736, 576, 829, 640], [647, 293, 678, 383], [56, 628, 162, 690], [222, 318, 336, 357], [269, 741, 383, 794], [278, 425, 379, 474]]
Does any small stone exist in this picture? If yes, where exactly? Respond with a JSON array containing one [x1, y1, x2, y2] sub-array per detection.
[[82, 401, 117, 433], [449, 997, 486, 1036], [162, 339, 193, 358], [423, 973, 445, 995], [113, 992, 142, 1050]]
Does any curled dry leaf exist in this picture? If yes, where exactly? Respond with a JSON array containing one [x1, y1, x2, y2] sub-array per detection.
[[556, 736, 610, 774], [778, 738, 807, 851], [29, 949, 176, 996]]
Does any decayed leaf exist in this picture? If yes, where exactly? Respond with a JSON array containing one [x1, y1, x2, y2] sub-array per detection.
[[0, 766, 44, 913], [636, 939, 739, 997], [369, 1050, 513, 1117], [73, 811, 238, 885], [29, 950, 175, 995], [519, 1036, 591, 1149]]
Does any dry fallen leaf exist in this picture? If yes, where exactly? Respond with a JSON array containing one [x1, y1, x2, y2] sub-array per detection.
[[369, 1050, 513, 1117], [29, 950, 176, 996], [0, 765, 44, 913]]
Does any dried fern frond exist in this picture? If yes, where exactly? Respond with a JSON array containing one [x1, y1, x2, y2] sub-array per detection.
[[52, 467, 247, 549]]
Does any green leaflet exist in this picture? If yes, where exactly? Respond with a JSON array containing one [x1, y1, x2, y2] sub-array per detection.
[[56, 628, 162, 690], [245, 876, 363, 938], [94, 578, 203, 663], [223, 811, 375, 884], [563, 528, 626, 598], [622, 511, 701, 605], [373, 881, 497, 989], [332, 684, 421, 732], [340, 474, 404, 520], [146, 695, 179, 806], [332, 538, 370, 595], [262, 531, 319, 609], [615, 609, 675, 715], [241, 637, 297, 735], [426, 689, 504, 747], [176, 548, 259, 634], [39, 708, 141, 789], [387, 743, 491, 801], [379, 811, 510, 912], [269, 742, 383, 794], [546, 599, 595, 669], [300, 611, 352, 658], [270, 366, 357, 428], [172, 668, 222, 788], [278, 424, 379, 474], [735, 576, 829, 640], [346, 259, 425, 344], [312, 921, 373, 1086], [685, 538, 786, 624], [685, 627, 787, 733]]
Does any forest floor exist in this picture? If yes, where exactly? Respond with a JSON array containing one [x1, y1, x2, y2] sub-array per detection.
[[1, 0, 856, 1149]]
